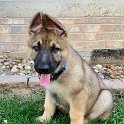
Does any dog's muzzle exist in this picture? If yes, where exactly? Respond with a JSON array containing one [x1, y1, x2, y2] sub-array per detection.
[[38, 63, 50, 74], [34, 63, 51, 74]]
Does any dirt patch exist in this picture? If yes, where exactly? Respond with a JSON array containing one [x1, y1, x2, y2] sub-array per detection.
[[0, 86, 44, 98]]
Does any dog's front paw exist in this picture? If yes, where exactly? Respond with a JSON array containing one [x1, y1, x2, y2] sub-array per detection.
[[36, 116, 46, 122], [84, 118, 88, 124], [36, 115, 51, 122]]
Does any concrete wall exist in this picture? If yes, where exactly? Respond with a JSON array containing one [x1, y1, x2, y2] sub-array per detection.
[[0, 0, 124, 60], [1, 0, 124, 17]]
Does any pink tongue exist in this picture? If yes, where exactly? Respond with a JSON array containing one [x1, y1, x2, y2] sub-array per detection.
[[39, 74, 50, 87]]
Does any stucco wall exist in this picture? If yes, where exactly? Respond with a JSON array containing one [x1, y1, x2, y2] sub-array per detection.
[[0, 0, 124, 17]]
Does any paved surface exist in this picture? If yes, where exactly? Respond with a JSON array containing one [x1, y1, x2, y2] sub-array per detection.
[[103, 79, 124, 90], [0, 75, 124, 90]]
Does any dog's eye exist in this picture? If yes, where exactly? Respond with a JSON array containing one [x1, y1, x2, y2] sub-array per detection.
[[53, 48, 60, 53], [33, 45, 40, 52]]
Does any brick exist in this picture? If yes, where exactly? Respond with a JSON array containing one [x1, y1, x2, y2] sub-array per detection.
[[97, 17, 124, 24], [59, 19, 75, 25], [61, 18, 97, 24], [84, 25, 101, 32], [84, 18, 98, 24], [68, 33, 97, 41], [0, 18, 30, 25], [83, 41, 105, 50], [73, 19, 85, 24], [67, 25, 84, 33], [97, 33, 124, 40], [64, 17, 124, 24], [70, 25, 124, 33], [84, 33, 97, 41], [0, 25, 28, 33], [100, 25, 124, 32], [84, 17, 124, 24], [0, 43, 27, 52], [1, 34, 28, 42], [84, 25, 124, 32], [0, 17, 124, 53], [106, 41, 124, 48], [69, 41, 83, 51], [68, 33, 85, 41], [0, 17, 124, 25], [60, 18, 94, 25]]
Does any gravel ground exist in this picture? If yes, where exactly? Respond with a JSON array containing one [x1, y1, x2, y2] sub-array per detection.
[[0, 55, 124, 90]]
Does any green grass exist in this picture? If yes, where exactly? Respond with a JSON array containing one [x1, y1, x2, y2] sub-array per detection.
[[0, 91, 124, 124]]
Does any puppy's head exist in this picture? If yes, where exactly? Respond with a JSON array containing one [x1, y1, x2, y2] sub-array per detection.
[[28, 12, 68, 86]]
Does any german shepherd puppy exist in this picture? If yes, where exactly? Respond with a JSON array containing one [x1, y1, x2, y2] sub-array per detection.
[[28, 12, 113, 124]]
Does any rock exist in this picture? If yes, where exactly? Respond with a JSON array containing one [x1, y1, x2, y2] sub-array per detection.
[[11, 67, 18, 72], [12, 61, 18, 65], [9, 64, 13, 68], [0, 55, 4, 58], [94, 69, 99, 73], [0, 66, 2, 71], [4, 62, 9, 65], [5, 66, 10, 69], [29, 60, 34, 64], [2, 65, 6, 69], [25, 65, 31, 70], [22, 59, 27, 63], [0, 62, 3, 66], [0, 59, 4, 63], [1, 54, 123, 80], [13, 65, 18, 68], [95, 64, 103, 70], [17, 63, 23, 69], [11, 69, 18, 72], [3, 55, 8, 59]]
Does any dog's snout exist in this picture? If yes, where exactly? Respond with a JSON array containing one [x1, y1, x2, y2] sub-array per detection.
[[38, 63, 50, 74]]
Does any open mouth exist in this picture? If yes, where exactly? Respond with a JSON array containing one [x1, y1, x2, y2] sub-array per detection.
[[37, 62, 63, 87], [38, 73, 51, 87]]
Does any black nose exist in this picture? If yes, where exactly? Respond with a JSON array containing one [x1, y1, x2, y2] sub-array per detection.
[[38, 63, 50, 74]]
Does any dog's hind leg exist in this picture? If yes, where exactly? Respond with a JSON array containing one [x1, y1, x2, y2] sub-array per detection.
[[87, 90, 113, 120], [36, 90, 56, 122]]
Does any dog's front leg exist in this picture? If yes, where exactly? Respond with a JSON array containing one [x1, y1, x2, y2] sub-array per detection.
[[70, 91, 86, 124], [36, 90, 56, 122]]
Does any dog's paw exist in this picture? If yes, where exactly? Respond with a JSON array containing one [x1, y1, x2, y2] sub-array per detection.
[[36, 116, 46, 122], [36, 115, 51, 123], [84, 119, 88, 124]]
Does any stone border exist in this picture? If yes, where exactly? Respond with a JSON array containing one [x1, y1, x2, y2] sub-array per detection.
[[0, 75, 124, 90]]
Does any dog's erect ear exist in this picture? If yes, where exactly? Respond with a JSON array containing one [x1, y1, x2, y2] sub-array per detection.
[[29, 12, 43, 34], [42, 14, 67, 37], [29, 12, 67, 36]]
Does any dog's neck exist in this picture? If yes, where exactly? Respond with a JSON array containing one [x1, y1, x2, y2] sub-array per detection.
[[51, 62, 66, 80], [51, 46, 79, 80]]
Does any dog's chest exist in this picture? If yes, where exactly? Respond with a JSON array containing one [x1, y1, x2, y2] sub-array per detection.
[[47, 82, 70, 109]]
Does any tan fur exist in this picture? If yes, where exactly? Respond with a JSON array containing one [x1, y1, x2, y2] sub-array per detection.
[[28, 12, 113, 124]]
